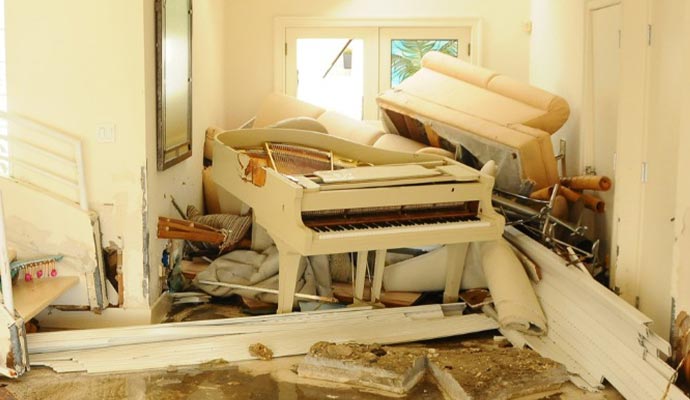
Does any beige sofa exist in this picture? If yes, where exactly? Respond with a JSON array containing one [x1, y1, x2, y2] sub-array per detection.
[[376, 51, 570, 193]]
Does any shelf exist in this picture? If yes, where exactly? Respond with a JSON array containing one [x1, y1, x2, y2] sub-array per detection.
[[13, 276, 80, 320]]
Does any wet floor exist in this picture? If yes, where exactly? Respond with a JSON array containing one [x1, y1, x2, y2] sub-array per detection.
[[0, 304, 628, 399], [0, 359, 443, 400]]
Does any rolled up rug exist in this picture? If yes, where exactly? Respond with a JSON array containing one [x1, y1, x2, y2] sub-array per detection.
[[481, 238, 547, 335]]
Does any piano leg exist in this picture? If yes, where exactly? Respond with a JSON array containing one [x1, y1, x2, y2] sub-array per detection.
[[443, 243, 469, 303], [276, 245, 302, 314], [354, 251, 368, 301], [370, 249, 387, 303]]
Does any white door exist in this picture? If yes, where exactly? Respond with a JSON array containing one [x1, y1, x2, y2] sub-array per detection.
[[589, 3, 621, 277]]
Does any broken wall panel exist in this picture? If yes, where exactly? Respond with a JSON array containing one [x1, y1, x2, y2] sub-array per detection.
[[0, 178, 100, 308], [503, 227, 689, 400]]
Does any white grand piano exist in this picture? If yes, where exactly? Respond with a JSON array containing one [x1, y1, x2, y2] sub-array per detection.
[[213, 128, 504, 313]]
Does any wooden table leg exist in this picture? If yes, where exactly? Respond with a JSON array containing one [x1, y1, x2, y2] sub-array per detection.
[[276, 245, 302, 314], [354, 251, 368, 301], [371, 249, 387, 303], [443, 243, 469, 303]]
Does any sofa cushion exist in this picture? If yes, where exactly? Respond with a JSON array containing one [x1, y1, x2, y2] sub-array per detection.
[[419, 52, 570, 135], [253, 93, 326, 128], [397, 69, 546, 128], [317, 110, 385, 146]]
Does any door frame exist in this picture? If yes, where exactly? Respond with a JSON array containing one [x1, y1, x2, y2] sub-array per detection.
[[581, 0, 622, 288], [581, 0, 622, 171]]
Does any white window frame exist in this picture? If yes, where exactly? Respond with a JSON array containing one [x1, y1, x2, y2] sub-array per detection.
[[379, 26, 473, 94], [274, 17, 482, 119]]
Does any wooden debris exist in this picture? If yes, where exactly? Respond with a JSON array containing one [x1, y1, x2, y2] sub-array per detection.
[[157, 217, 226, 245], [560, 175, 612, 191], [331, 282, 421, 307], [241, 296, 276, 311], [28, 303, 498, 374], [180, 259, 210, 279], [298, 341, 426, 395], [458, 288, 492, 310]]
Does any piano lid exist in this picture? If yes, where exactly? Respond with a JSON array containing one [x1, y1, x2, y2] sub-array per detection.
[[215, 128, 448, 166]]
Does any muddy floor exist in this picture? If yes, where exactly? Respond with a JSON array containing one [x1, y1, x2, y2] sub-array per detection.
[[0, 302, 626, 399], [0, 354, 624, 400]]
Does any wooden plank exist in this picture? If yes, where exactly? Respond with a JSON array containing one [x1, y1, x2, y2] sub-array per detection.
[[32, 313, 498, 374], [14, 276, 79, 320], [331, 282, 420, 307]]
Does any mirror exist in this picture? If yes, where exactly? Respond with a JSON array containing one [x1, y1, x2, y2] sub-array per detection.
[[156, 0, 192, 170]]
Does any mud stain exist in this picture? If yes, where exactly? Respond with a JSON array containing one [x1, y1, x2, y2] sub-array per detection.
[[1, 363, 443, 400]]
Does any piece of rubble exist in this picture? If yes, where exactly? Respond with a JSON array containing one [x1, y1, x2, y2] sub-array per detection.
[[428, 346, 568, 400], [248, 343, 274, 361], [297, 341, 426, 394]]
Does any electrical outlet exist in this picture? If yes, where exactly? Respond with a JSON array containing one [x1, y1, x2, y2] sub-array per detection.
[[96, 124, 116, 143]]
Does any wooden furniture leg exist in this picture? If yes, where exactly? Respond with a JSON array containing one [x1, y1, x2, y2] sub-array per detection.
[[354, 251, 368, 301], [371, 249, 387, 303], [443, 243, 469, 303], [276, 245, 302, 314]]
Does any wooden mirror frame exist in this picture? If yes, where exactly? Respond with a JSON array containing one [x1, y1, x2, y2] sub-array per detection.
[[155, 0, 193, 170]]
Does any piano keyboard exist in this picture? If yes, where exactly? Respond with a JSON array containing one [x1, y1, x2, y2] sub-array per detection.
[[307, 214, 480, 233], [313, 218, 491, 239]]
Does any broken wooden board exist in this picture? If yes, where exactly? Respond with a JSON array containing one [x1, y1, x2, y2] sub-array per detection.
[[428, 346, 568, 400], [502, 227, 689, 400], [298, 342, 426, 395], [331, 282, 421, 307], [29, 303, 499, 374]]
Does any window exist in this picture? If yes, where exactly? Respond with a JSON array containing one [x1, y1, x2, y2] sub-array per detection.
[[277, 18, 480, 121], [390, 39, 459, 87]]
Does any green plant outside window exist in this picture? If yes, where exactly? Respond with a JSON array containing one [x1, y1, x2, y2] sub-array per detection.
[[391, 39, 458, 86]]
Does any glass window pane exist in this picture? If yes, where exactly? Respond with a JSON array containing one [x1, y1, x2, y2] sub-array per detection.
[[296, 38, 364, 120], [391, 39, 458, 87]]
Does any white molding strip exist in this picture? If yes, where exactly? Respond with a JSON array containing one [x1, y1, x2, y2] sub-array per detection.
[[29, 303, 498, 374], [502, 227, 688, 400]]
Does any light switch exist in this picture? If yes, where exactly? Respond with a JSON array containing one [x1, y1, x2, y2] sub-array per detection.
[[96, 124, 116, 143]]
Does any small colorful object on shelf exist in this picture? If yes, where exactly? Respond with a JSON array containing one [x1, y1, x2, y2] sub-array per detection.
[[8, 255, 63, 284]]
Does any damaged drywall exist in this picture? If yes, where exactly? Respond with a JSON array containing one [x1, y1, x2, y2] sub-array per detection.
[[0, 178, 98, 306], [141, 165, 150, 301]]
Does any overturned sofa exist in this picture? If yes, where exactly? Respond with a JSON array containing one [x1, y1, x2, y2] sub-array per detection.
[[377, 51, 570, 194]]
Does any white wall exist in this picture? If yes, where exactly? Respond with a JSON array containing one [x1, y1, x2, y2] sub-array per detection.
[[529, 0, 584, 175], [144, 0, 227, 305], [5, 1, 228, 309], [5, 1, 149, 308], [224, 0, 532, 127]]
